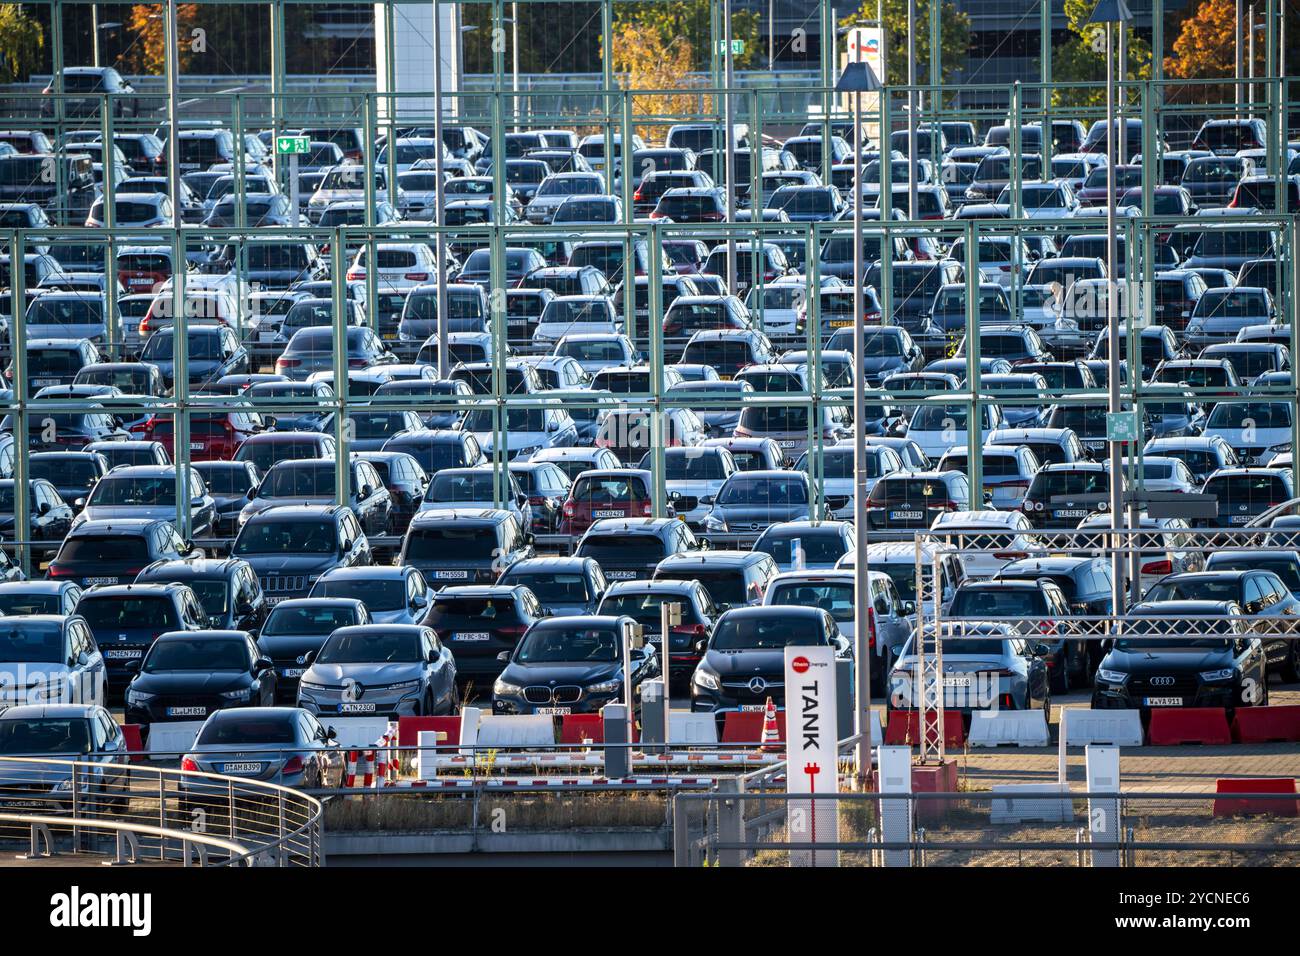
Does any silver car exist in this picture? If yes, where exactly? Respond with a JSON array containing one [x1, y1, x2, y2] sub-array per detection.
[[180, 706, 344, 793], [307, 566, 432, 626], [297, 624, 456, 719]]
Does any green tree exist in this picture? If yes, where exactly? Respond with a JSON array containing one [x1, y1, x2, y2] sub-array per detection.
[[1047, 0, 1153, 108], [0, 4, 44, 84], [838, 0, 971, 87], [612, 0, 760, 72]]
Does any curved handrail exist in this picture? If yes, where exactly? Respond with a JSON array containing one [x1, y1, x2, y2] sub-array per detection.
[[0, 810, 252, 863]]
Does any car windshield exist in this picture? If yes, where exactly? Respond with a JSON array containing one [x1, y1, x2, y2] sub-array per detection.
[[710, 614, 828, 649], [262, 605, 359, 635], [463, 407, 547, 432], [1115, 616, 1234, 649], [78, 595, 177, 629], [1144, 580, 1242, 603], [59, 535, 149, 564], [144, 638, 248, 672], [767, 581, 853, 620], [1207, 403, 1291, 428], [0, 718, 91, 755], [717, 476, 807, 506], [318, 630, 421, 663], [312, 578, 405, 610], [949, 589, 1043, 617], [89, 475, 175, 506], [235, 520, 336, 555], [0, 592, 61, 615], [405, 526, 497, 560], [29, 458, 99, 487], [515, 625, 619, 663], [426, 596, 522, 626], [262, 465, 338, 498], [577, 534, 664, 563], [0, 623, 63, 663]]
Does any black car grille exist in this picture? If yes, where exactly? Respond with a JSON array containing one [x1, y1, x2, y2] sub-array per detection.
[[1128, 675, 1199, 698], [721, 678, 785, 704], [260, 575, 308, 594], [523, 685, 583, 704], [553, 686, 583, 704]]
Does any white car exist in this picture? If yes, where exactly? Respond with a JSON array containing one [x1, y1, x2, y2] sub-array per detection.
[[904, 400, 1004, 462], [644, 445, 737, 529], [346, 242, 441, 296], [552, 332, 640, 375], [928, 509, 1047, 580], [532, 295, 623, 350]]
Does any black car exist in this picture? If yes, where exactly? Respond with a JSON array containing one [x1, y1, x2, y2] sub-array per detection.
[[1143, 570, 1300, 680], [75, 582, 210, 695], [400, 509, 533, 586], [690, 605, 846, 714], [597, 579, 719, 690], [497, 556, 607, 617], [947, 579, 1081, 693], [423, 585, 545, 691], [0, 478, 74, 542], [135, 557, 269, 634], [507, 460, 572, 535], [256, 597, 371, 702], [124, 629, 276, 734], [231, 505, 373, 604], [1092, 600, 1268, 713], [994, 555, 1116, 669], [866, 471, 972, 539], [492, 615, 657, 716], [574, 517, 699, 582], [1020, 462, 1113, 529], [46, 517, 202, 587], [192, 460, 261, 537]]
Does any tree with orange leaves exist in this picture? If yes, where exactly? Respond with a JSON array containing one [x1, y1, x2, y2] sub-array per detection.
[[1164, 0, 1238, 79]]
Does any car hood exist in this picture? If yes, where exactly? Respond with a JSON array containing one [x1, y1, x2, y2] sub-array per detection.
[[713, 504, 810, 526], [1102, 644, 1235, 673], [303, 662, 424, 686], [132, 669, 250, 694], [258, 634, 332, 660], [240, 554, 339, 575], [500, 660, 621, 686], [702, 647, 786, 679]]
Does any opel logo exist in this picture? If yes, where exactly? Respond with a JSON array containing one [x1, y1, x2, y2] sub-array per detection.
[[748, 676, 767, 694], [1150, 676, 1175, 686], [751, 522, 761, 531]]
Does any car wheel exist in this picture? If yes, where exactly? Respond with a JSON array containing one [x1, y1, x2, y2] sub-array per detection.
[[421, 689, 435, 716], [1282, 643, 1300, 684], [1049, 661, 1069, 696]]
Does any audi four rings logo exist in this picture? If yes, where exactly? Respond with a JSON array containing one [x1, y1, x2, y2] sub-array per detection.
[[748, 677, 767, 694], [1150, 676, 1176, 686]]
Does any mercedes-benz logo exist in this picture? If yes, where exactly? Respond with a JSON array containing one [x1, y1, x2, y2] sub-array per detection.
[[1150, 676, 1175, 686], [748, 676, 767, 694]]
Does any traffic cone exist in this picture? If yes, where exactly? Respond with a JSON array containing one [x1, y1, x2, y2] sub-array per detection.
[[760, 697, 781, 752]]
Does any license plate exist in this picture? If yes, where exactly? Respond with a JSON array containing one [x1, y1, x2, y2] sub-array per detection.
[[221, 762, 264, 775], [536, 706, 571, 715], [85, 576, 116, 585], [32, 378, 58, 386], [1055, 509, 1088, 519], [280, 667, 303, 678], [1144, 697, 1182, 707], [264, 595, 287, 606], [128, 277, 152, 286], [739, 704, 767, 712], [605, 570, 636, 579], [593, 510, 625, 518], [435, 570, 468, 579], [891, 510, 923, 521], [166, 706, 207, 717], [830, 320, 852, 328], [340, 702, 376, 714], [454, 632, 490, 642], [1229, 515, 1249, 525], [943, 676, 971, 688], [382, 332, 396, 340], [190, 442, 204, 451], [103, 649, 142, 659], [779, 440, 797, 448]]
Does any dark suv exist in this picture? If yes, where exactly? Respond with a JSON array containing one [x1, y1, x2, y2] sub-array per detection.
[[47, 518, 202, 587], [866, 471, 972, 539], [230, 505, 372, 605], [423, 585, 546, 690], [256, 597, 371, 702], [947, 578, 1080, 692], [75, 582, 209, 695], [135, 557, 269, 634], [597, 578, 719, 689], [994, 555, 1115, 670], [401, 508, 534, 585], [574, 517, 699, 581], [1021, 463, 1114, 529]]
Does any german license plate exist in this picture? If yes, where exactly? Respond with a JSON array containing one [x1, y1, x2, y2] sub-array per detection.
[[103, 649, 142, 659], [830, 320, 852, 328], [1144, 697, 1182, 707], [85, 576, 116, 585], [454, 632, 490, 642], [536, 706, 571, 715], [943, 676, 971, 687], [435, 570, 468, 579], [340, 702, 376, 714], [891, 510, 923, 521], [593, 510, 625, 518], [605, 570, 636, 579], [382, 332, 397, 340], [167, 706, 207, 717], [221, 762, 264, 775], [32, 378, 58, 387], [779, 440, 797, 448], [264, 595, 287, 606], [739, 704, 766, 712], [280, 667, 303, 678], [1229, 515, 1249, 525], [190, 442, 204, 451], [1055, 509, 1087, 519]]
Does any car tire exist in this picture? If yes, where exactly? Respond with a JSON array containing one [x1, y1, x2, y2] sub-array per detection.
[[421, 689, 434, 716], [1049, 661, 1069, 696], [1282, 643, 1300, 684]]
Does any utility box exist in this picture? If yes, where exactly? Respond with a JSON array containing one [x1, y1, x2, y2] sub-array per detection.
[[603, 703, 630, 778], [640, 679, 667, 751], [837, 658, 854, 740]]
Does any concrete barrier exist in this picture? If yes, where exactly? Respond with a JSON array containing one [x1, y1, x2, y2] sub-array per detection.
[[145, 721, 204, 758], [667, 712, 719, 747], [990, 783, 1075, 824], [968, 709, 1050, 748], [1060, 708, 1144, 746], [477, 714, 557, 749], [328, 717, 395, 750]]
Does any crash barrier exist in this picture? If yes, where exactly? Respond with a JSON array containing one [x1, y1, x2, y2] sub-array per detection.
[[968, 709, 1050, 748], [884, 710, 967, 749], [396, 716, 462, 749], [1231, 705, 1300, 743], [1147, 707, 1234, 746], [120, 724, 146, 764], [673, 787, 1300, 867], [721, 710, 785, 745], [1213, 778, 1300, 817], [0, 755, 323, 866], [344, 720, 399, 788]]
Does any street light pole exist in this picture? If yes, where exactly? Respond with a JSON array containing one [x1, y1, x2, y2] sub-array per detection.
[[1091, 0, 1132, 620], [723, 0, 737, 295], [433, 0, 449, 379], [836, 57, 882, 785], [906, 0, 917, 218]]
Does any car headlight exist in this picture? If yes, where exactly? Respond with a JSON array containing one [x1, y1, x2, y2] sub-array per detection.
[[52, 778, 74, 792], [587, 678, 622, 695], [1199, 668, 1235, 682], [1268, 442, 1292, 454], [126, 690, 154, 705], [493, 678, 523, 697], [693, 669, 720, 691], [298, 680, 326, 693], [382, 680, 421, 694], [703, 514, 728, 532], [517, 445, 540, 457], [220, 687, 252, 701], [1096, 669, 1128, 683]]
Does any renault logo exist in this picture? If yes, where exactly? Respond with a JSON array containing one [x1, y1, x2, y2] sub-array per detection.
[[748, 676, 767, 694], [1150, 676, 1175, 686]]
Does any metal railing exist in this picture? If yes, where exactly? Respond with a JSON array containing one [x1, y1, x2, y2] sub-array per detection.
[[0, 755, 324, 866]]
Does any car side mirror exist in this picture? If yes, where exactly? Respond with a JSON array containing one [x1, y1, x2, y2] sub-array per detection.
[[700, 495, 715, 506], [325, 725, 338, 741], [1032, 642, 1051, 657], [496, 650, 510, 662], [255, 657, 273, 671], [358, 485, 371, 500], [303, 650, 316, 666], [124, 659, 140, 674], [900, 601, 916, 616], [37, 501, 50, 516]]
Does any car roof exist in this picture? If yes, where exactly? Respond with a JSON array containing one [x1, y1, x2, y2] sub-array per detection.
[[0, 704, 99, 720], [659, 551, 763, 568]]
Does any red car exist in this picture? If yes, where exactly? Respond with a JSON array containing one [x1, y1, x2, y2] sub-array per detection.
[[558, 468, 656, 538], [143, 408, 264, 461]]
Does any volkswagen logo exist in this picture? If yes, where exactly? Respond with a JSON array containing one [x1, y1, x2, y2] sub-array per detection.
[[1150, 676, 1175, 686], [748, 676, 767, 694], [295, 653, 308, 665]]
